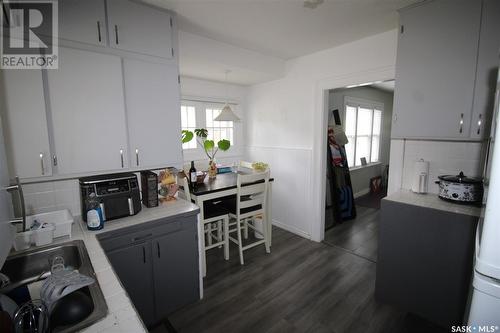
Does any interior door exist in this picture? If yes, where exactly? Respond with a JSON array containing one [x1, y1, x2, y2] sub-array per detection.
[[152, 228, 199, 320], [107, 0, 174, 59], [59, 0, 107, 46], [123, 59, 182, 168], [106, 241, 156, 326], [0, 69, 52, 178], [47, 47, 129, 174]]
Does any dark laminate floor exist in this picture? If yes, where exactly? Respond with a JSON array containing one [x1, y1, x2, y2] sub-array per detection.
[[156, 224, 446, 333], [324, 206, 380, 262]]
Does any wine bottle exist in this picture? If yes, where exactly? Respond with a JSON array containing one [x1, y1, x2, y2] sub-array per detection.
[[189, 161, 197, 189]]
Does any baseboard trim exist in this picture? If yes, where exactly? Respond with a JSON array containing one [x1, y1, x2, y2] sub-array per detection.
[[353, 188, 370, 199], [272, 219, 311, 240]]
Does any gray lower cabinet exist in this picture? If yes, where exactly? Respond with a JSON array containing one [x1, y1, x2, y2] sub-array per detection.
[[98, 213, 199, 327], [106, 241, 156, 325], [375, 199, 477, 328], [153, 228, 199, 319]]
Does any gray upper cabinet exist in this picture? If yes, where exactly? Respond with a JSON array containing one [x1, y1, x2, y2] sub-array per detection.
[[470, 0, 500, 140], [392, 0, 482, 140], [1, 1, 181, 180], [0, 70, 52, 178], [47, 47, 129, 175], [106, 0, 175, 59], [58, 0, 107, 47], [123, 59, 183, 169]]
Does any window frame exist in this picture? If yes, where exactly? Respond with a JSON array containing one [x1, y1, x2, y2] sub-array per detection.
[[180, 99, 242, 161], [343, 96, 384, 169], [180, 103, 198, 150]]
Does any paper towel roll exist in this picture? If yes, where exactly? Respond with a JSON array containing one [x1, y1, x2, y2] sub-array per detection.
[[411, 159, 430, 193]]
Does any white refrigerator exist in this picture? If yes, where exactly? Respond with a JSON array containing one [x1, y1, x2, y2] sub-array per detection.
[[468, 67, 500, 326]]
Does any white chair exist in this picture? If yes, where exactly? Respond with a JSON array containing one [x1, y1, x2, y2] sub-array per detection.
[[179, 177, 229, 277], [226, 170, 271, 265]]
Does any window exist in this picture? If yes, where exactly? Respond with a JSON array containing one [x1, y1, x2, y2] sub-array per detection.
[[344, 97, 383, 167], [181, 104, 196, 149], [206, 107, 234, 143], [180, 101, 236, 151]]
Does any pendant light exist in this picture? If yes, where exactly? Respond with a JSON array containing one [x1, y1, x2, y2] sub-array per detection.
[[214, 70, 240, 122]]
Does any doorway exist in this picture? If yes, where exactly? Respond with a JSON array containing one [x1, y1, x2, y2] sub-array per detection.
[[323, 80, 394, 262]]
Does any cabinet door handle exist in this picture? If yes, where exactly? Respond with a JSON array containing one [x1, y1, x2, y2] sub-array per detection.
[[132, 233, 152, 242], [53, 155, 57, 166], [39, 153, 45, 175], [120, 149, 124, 168], [477, 114, 482, 135], [142, 246, 146, 264], [157, 242, 160, 258], [97, 21, 102, 43], [459, 113, 464, 134], [114, 25, 119, 45], [135, 149, 139, 166]]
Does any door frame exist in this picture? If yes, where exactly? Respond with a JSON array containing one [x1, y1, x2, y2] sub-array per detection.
[[310, 66, 395, 242]]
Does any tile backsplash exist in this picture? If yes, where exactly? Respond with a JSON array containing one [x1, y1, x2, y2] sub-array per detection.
[[401, 140, 485, 194], [20, 179, 82, 217]]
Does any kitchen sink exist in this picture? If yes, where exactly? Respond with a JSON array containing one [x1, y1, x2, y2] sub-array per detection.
[[0, 240, 108, 332]]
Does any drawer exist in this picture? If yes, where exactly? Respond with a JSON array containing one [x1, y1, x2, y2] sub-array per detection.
[[98, 215, 196, 252]]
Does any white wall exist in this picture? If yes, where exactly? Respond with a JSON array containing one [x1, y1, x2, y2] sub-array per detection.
[[245, 30, 399, 239], [328, 86, 394, 195]]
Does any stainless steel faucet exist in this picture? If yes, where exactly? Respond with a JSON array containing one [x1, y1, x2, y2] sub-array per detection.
[[5, 176, 27, 232]]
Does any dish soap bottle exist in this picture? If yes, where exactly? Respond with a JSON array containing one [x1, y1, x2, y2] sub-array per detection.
[[86, 193, 104, 230]]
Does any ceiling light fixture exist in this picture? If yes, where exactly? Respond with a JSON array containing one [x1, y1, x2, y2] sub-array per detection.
[[304, 0, 324, 9], [214, 70, 240, 122]]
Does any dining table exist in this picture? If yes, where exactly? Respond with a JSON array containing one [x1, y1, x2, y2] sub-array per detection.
[[189, 168, 274, 247]]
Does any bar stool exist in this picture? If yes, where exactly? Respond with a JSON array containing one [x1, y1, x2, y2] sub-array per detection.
[[179, 177, 229, 277]]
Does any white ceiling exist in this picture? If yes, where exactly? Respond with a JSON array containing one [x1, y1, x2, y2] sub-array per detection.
[[144, 0, 419, 60], [372, 80, 395, 92]]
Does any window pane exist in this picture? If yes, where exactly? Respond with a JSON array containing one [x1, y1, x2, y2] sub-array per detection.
[[371, 135, 380, 163], [181, 104, 197, 149], [206, 109, 213, 127], [356, 136, 370, 166], [187, 106, 196, 127], [357, 108, 373, 136], [345, 136, 355, 167], [373, 109, 382, 136], [345, 105, 356, 136], [206, 106, 234, 144]]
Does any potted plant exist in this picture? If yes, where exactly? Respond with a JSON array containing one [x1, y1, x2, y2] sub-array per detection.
[[181, 128, 231, 178]]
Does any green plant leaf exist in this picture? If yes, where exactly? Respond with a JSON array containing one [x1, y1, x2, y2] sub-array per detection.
[[181, 130, 193, 143], [217, 139, 231, 151], [194, 128, 208, 138], [204, 140, 214, 151]]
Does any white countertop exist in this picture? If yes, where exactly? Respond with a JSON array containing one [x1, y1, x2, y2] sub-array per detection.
[[9, 198, 199, 333], [383, 190, 484, 218]]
